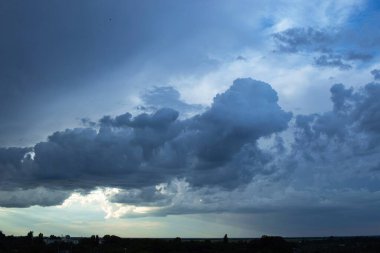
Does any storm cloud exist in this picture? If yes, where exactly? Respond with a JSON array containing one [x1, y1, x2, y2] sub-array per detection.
[[2, 75, 380, 227], [371, 69, 380, 80], [144, 80, 380, 218], [0, 187, 71, 208], [289, 81, 380, 196], [0, 78, 292, 207]]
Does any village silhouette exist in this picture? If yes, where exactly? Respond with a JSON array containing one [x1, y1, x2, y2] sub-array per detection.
[[1, 230, 380, 253]]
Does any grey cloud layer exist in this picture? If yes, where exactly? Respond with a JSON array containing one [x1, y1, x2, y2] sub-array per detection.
[[272, 27, 378, 69], [0, 78, 291, 207]]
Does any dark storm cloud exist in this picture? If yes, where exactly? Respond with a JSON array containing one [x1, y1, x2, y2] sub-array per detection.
[[0, 147, 32, 190], [0, 78, 292, 207], [0, 188, 71, 208], [184, 79, 291, 187], [292, 81, 380, 172], [328, 82, 380, 135], [0, 147, 31, 170], [371, 69, 380, 80], [169, 80, 380, 225], [272, 27, 377, 69], [110, 186, 171, 207], [2, 76, 380, 220]]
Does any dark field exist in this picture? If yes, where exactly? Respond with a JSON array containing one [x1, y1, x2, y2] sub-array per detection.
[[2, 232, 380, 253]]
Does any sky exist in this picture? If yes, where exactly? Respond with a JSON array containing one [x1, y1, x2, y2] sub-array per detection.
[[1, 0, 380, 238]]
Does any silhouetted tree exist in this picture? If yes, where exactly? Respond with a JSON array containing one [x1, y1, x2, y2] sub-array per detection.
[[90, 234, 100, 246], [27, 231, 33, 240], [103, 234, 122, 244], [223, 234, 229, 244], [249, 235, 293, 253]]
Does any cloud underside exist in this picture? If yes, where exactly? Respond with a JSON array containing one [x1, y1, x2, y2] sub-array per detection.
[[1, 77, 380, 219]]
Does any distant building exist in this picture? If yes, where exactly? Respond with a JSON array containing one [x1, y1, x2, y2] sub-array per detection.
[[43, 236, 78, 245], [44, 238, 60, 245], [62, 235, 79, 244]]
